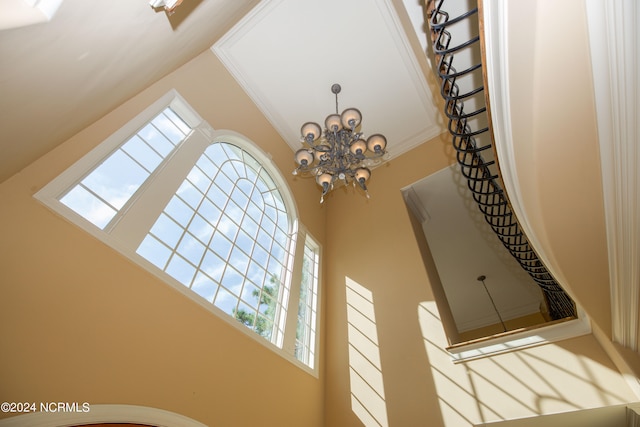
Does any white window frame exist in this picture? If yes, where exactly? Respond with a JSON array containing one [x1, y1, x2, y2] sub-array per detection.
[[34, 90, 320, 376]]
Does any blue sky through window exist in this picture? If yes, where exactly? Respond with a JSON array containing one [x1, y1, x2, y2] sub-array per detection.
[[136, 142, 292, 343], [59, 107, 191, 229]]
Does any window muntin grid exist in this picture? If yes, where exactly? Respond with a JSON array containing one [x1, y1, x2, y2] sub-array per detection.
[[295, 236, 320, 367], [59, 107, 191, 230], [136, 142, 293, 346], [36, 91, 319, 374]]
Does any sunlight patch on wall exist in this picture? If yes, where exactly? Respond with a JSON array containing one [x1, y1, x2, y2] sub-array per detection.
[[346, 277, 388, 427], [418, 301, 636, 426], [419, 301, 482, 426]]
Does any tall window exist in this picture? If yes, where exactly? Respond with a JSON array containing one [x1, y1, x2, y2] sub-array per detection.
[[59, 106, 191, 230], [295, 236, 320, 367], [35, 90, 320, 373]]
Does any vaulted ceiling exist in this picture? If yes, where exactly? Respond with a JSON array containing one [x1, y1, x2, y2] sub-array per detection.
[[0, 0, 547, 333]]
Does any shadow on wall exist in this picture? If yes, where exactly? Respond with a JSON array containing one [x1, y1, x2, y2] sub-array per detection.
[[418, 302, 634, 426], [346, 277, 389, 427]]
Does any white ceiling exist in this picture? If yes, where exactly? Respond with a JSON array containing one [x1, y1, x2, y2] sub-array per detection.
[[407, 166, 545, 332], [1, 0, 539, 333], [211, 0, 444, 158], [0, 0, 259, 183]]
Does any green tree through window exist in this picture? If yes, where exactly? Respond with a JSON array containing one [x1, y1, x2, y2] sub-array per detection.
[[234, 274, 279, 339]]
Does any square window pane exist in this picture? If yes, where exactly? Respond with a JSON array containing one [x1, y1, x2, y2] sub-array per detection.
[[246, 201, 263, 223], [257, 228, 273, 252], [271, 242, 286, 263], [166, 254, 197, 286], [267, 258, 284, 279], [60, 185, 117, 229], [187, 165, 212, 194], [219, 215, 239, 242], [241, 215, 259, 238], [81, 150, 149, 210], [198, 198, 221, 226], [252, 245, 269, 267], [191, 272, 218, 303], [139, 122, 174, 156], [188, 214, 215, 245], [236, 230, 254, 256], [207, 182, 230, 209], [229, 246, 250, 276], [247, 262, 267, 286], [214, 287, 238, 316], [149, 213, 183, 248], [241, 282, 260, 309], [221, 267, 244, 296], [210, 231, 233, 261], [164, 195, 194, 227], [177, 233, 206, 265], [136, 234, 171, 269], [152, 111, 187, 145], [202, 249, 225, 282], [121, 135, 163, 172], [177, 180, 204, 209], [261, 216, 276, 235], [225, 200, 244, 222], [196, 155, 217, 178], [274, 229, 288, 249]]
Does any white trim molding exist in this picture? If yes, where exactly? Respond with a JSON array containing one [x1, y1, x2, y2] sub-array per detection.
[[585, 0, 640, 351], [0, 404, 207, 427], [447, 309, 592, 363]]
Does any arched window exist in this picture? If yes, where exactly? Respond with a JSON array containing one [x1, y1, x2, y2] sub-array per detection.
[[35, 90, 320, 373], [137, 141, 294, 346]]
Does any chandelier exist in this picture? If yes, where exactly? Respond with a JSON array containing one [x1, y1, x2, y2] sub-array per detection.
[[293, 84, 388, 203]]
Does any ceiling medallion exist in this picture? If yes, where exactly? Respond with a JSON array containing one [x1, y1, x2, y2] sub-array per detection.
[[293, 84, 388, 203]]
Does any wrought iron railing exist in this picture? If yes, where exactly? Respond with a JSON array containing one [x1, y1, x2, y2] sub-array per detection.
[[426, 0, 575, 320]]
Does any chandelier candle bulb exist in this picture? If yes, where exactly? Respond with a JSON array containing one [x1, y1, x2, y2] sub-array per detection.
[[350, 139, 367, 156], [301, 122, 322, 142], [294, 149, 314, 167], [366, 134, 387, 154], [341, 108, 362, 130], [325, 114, 342, 132], [293, 84, 388, 203]]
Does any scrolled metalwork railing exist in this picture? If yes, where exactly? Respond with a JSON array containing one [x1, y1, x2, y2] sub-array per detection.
[[426, 0, 575, 320]]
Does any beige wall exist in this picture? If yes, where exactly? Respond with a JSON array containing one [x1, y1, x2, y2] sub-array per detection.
[[1, 5, 639, 424], [504, 0, 611, 337], [0, 50, 324, 426], [322, 132, 637, 426]]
